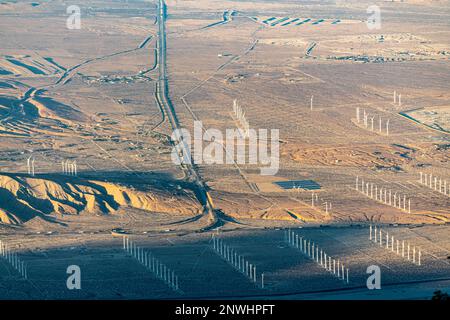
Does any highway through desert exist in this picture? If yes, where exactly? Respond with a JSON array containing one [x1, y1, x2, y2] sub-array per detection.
[[155, 0, 219, 229]]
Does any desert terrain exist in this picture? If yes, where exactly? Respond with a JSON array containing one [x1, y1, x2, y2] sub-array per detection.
[[0, 0, 449, 299]]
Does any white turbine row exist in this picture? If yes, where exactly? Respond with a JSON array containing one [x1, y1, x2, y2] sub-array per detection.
[[62, 160, 78, 176], [369, 225, 421, 266], [123, 237, 181, 293], [27, 156, 35, 176], [233, 99, 250, 138], [285, 230, 349, 284], [419, 172, 449, 197], [212, 236, 264, 288], [356, 107, 390, 135], [356, 176, 411, 213], [0, 240, 28, 279], [393, 91, 402, 107]]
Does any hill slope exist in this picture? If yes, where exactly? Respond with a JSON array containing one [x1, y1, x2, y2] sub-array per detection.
[[0, 173, 200, 224]]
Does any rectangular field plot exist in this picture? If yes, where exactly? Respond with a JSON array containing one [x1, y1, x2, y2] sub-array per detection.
[[274, 180, 322, 190]]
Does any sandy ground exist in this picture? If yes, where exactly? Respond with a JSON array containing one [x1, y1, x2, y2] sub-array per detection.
[[0, 0, 448, 226], [0, 0, 449, 300]]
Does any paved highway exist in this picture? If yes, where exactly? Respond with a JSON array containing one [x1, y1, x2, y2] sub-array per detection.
[[155, 0, 219, 229]]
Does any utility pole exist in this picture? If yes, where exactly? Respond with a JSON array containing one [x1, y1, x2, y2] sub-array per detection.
[[31, 158, 35, 176]]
